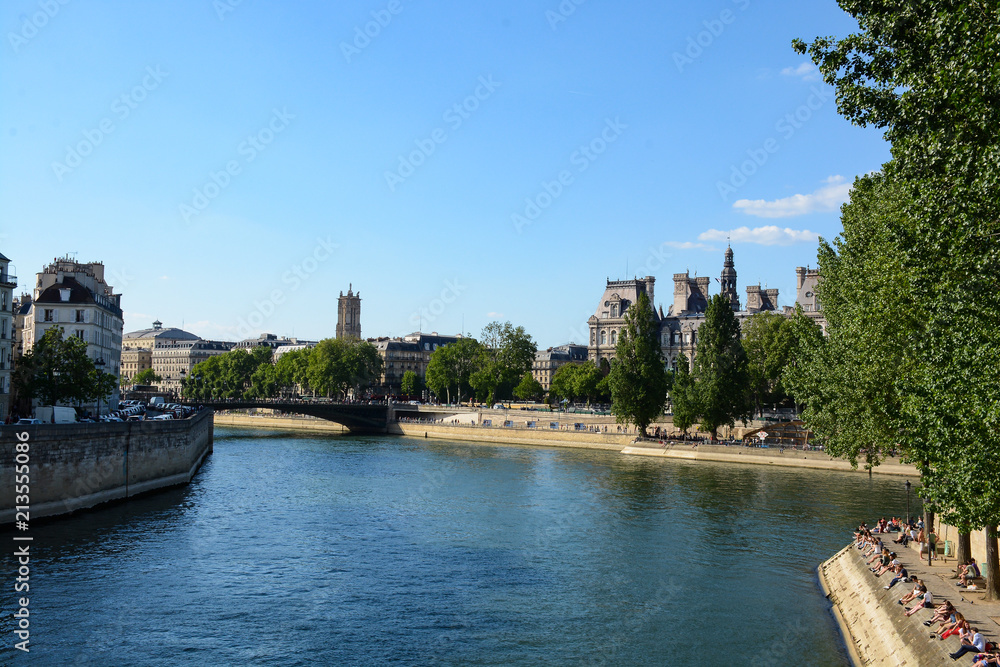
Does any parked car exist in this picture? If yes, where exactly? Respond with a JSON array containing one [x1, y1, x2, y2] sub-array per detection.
[[16, 418, 41, 425]]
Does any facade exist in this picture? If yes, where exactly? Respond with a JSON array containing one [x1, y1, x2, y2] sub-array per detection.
[[123, 320, 200, 351], [22, 258, 124, 411], [120, 347, 153, 382], [336, 285, 361, 339], [153, 339, 234, 393], [532, 343, 588, 391], [788, 266, 826, 332], [587, 276, 659, 364], [587, 248, 824, 369], [272, 341, 317, 362], [371, 331, 462, 393], [124, 321, 241, 391], [12, 294, 31, 361], [233, 333, 315, 353], [0, 253, 16, 421]]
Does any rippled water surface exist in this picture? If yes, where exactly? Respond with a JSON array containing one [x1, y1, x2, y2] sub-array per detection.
[[4, 428, 916, 665]]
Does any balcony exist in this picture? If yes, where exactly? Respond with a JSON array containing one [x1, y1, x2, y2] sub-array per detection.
[[0, 274, 16, 288]]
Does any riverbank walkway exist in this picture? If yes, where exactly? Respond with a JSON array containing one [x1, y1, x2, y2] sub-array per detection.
[[830, 527, 999, 664]]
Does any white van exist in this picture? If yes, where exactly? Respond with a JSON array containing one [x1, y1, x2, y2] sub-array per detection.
[[33, 406, 77, 424]]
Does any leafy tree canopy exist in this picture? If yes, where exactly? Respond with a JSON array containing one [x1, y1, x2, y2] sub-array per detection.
[[608, 291, 667, 436]]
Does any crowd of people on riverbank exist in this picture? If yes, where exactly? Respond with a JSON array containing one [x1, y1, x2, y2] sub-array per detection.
[[854, 522, 998, 663]]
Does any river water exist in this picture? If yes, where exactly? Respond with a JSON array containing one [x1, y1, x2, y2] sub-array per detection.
[[4, 428, 915, 666]]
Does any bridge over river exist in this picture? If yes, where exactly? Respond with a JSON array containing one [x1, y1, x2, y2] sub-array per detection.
[[179, 400, 442, 434]]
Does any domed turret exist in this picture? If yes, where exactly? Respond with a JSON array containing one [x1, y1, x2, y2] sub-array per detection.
[[720, 245, 740, 310]]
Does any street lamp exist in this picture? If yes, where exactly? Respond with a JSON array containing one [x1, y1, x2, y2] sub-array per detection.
[[905, 480, 911, 526]]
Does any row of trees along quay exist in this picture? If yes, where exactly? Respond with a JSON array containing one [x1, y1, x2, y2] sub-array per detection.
[[782, 1, 1000, 599]]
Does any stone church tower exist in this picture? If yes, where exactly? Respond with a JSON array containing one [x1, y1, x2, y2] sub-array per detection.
[[720, 245, 740, 311], [336, 284, 361, 339]]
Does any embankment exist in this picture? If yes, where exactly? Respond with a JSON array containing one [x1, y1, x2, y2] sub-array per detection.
[[391, 422, 630, 451], [0, 409, 214, 525], [214, 412, 350, 434], [622, 443, 918, 477], [819, 545, 957, 666]]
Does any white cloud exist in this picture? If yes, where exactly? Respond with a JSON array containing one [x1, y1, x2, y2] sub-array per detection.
[[699, 226, 819, 246], [732, 175, 851, 219], [486, 311, 503, 319], [781, 62, 820, 82], [663, 241, 716, 251]]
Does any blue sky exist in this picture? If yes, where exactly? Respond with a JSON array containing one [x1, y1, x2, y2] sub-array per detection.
[[1, 0, 889, 348]]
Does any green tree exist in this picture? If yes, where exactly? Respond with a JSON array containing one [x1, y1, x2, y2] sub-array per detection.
[[549, 363, 579, 402], [513, 372, 544, 401], [692, 294, 752, 440], [425, 337, 481, 404], [573, 361, 604, 405], [608, 291, 668, 436], [132, 368, 162, 386], [796, 2, 1000, 598], [742, 311, 795, 415], [246, 363, 279, 399], [13, 327, 105, 406], [669, 353, 698, 435], [275, 347, 312, 395], [400, 370, 422, 397], [470, 322, 536, 404]]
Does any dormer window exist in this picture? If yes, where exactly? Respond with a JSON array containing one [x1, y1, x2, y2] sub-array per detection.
[[59, 288, 71, 302]]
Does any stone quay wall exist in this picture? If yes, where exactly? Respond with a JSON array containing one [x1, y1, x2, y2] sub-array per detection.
[[0, 409, 214, 525], [819, 544, 959, 666]]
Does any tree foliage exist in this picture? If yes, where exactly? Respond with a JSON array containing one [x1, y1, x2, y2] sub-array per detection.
[[400, 370, 422, 397], [183, 339, 382, 401], [669, 352, 698, 435], [469, 322, 537, 405], [690, 294, 752, 439], [425, 337, 482, 404], [513, 372, 544, 402], [795, 1, 1000, 598], [13, 326, 116, 406], [743, 311, 796, 414], [131, 368, 162, 386], [608, 291, 667, 436]]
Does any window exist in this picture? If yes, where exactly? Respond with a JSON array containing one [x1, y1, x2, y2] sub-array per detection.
[[75, 329, 85, 340], [76, 309, 85, 323], [600, 331, 607, 345], [44, 309, 54, 322], [610, 331, 617, 345], [611, 304, 618, 317]]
